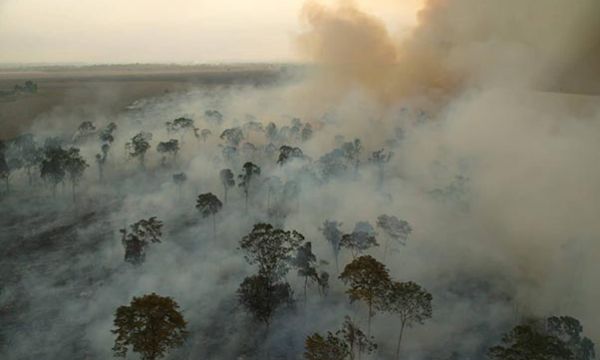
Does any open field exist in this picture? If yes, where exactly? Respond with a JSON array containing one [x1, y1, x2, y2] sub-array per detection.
[[0, 64, 288, 140]]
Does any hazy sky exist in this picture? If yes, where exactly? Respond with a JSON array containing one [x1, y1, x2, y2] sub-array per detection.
[[0, 0, 422, 64]]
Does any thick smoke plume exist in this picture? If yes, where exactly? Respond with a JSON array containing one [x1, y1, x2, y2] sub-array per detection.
[[1, 0, 600, 359], [297, 0, 600, 100]]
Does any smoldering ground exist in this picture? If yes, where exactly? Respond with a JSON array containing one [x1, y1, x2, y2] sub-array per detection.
[[2, 0, 600, 359]]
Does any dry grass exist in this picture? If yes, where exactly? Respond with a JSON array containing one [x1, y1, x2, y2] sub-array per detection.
[[0, 64, 284, 140]]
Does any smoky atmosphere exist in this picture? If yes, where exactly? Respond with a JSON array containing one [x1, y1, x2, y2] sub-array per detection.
[[1, 1, 600, 360]]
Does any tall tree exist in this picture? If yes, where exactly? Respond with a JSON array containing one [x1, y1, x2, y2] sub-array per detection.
[[376, 215, 412, 260], [320, 220, 343, 272], [489, 316, 595, 360], [220, 127, 244, 147], [219, 169, 235, 204], [265, 122, 278, 142], [40, 146, 68, 196], [342, 139, 362, 175], [339, 255, 390, 336], [112, 293, 188, 360], [172, 172, 187, 198], [126, 132, 152, 169], [204, 109, 223, 125], [369, 149, 393, 187], [0, 141, 10, 193], [166, 117, 199, 141], [339, 231, 379, 259], [120, 217, 163, 265], [382, 281, 433, 360], [294, 242, 317, 302], [277, 145, 305, 166], [96, 122, 117, 181], [195, 193, 223, 237], [304, 332, 350, 360], [64, 147, 89, 202], [73, 121, 96, 142], [304, 316, 375, 360], [8, 134, 41, 186], [547, 316, 596, 360], [237, 274, 293, 328], [156, 139, 180, 166], [239, 223, 304, 281], [338, 316, 377, 360], [200, 128, 212, 142], [238, 162, 261, 211]]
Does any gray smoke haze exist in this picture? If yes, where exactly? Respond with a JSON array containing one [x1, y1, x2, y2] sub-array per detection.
[[1, 0, 600, 359]]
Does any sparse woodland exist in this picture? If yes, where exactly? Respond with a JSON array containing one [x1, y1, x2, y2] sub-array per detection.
[[0, 84, 596, 360]]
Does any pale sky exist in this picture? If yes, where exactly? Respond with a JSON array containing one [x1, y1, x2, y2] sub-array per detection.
[[0, 0, 422, 64]]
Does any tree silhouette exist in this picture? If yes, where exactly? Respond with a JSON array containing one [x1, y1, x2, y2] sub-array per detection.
[[166, 117, 199, 141], [96, 122, 117, 181], [294, 241, 317, 302], [120, 217, 163, 265], [239, 223, 304, 281], [200, 128, 212, 142], [381, 281, 432, 360], [304, 316, 375, 360], [339, 231, 379, 259], [339, 255, 390, 336], [237, 274, 293, 327], [220, 127, 244, 147], [219, 169, 235, 204], [40, 146, 68, 196], [238, 162, 261, 211], [369, 149, 393, 187], [99, 122, 117, 144], [112, 293, 187, 360], [277, 145, 304, 166], [126, 132, 152, 169], [305, 332, 350, 360], [204, 109, 223, 125], [196, 193, 223, 237], [338, 315, 377, 360], [156, 139, 180, 166], [73, 121, 96, 142], [238, 225, 303, 326], [342, 139, 362, 175], [0, 142, 10, 193], [376, 215, 412, 260], [8, 134, 41, 186], [265, 122, 278, 142], [320, 220, 343, 272], [172, 172, 187, 198], [489, 316, 595, 360], [302, 123, 313, 142], [64, 147, 89, 202]]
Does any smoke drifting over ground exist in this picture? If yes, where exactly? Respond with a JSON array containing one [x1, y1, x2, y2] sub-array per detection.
[[1, 0, 600, 359]]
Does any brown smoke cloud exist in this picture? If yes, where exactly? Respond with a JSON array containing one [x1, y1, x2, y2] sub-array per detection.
[[297, 0, 600, 101]]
